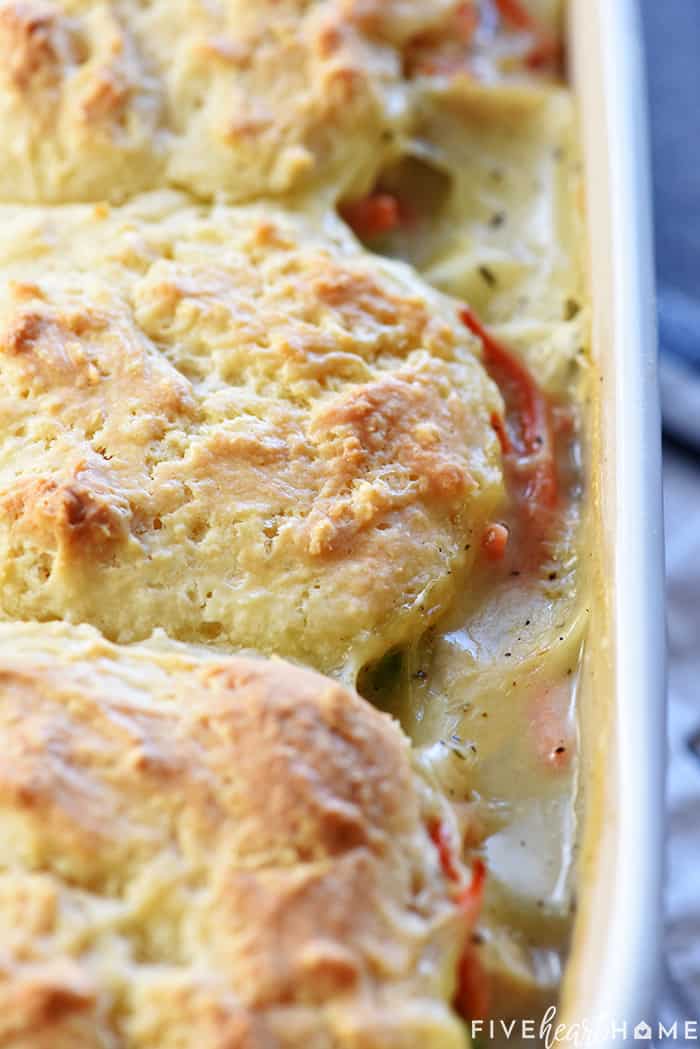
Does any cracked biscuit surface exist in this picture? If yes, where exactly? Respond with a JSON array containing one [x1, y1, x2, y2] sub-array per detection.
[[0, 192, 504, 674], [0, 619, 470, 1049]]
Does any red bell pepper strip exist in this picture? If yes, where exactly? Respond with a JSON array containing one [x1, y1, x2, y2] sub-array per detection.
[[429, 821, 490, 1018], [429, 819, 463, 884], [493, 0, 536, 31], [457, 856, 487, 926], [456, 858, 489, 1019], [460, 305, 558, 515], [493, 0, 563, 70]]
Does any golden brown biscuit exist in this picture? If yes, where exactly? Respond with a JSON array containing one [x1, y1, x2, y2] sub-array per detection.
[[0, 193, 504, 674], [0, 0, 562, 206], [0, 0, 466, 204], [0, 619, 470, 1049]]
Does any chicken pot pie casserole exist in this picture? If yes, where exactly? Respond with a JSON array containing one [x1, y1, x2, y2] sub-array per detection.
[[0, 1, 591, 1046]]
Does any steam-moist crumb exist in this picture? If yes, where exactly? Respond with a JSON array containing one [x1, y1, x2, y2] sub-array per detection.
[[0, 619, 469, 1049], [0, 0, 465, 205], [0, 192, 504, 674]]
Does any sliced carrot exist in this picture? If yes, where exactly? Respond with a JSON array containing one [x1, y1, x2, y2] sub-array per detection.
[[339, 193, 401, 239], [460, 304, 558, 515], [409, 0, 559, 79], [408, 1, 479, 75], [454, 2, 480, 45], [530, 681, 575, 770], [525, 30, 563, 70], [482, 522, 509, 561], [456, 946, 490, 1020]]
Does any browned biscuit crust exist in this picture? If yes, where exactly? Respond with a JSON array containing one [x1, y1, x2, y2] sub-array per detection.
[[0, 620, 470, 1048], [0, 195, 504, 674]]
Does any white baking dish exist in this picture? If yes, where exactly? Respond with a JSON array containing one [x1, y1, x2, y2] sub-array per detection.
[[560, 0, 667, 1036]]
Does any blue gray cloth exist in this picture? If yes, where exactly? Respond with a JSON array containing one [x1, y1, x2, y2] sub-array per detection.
[[642, 0, 700, 450], [640, 1, 700, 1038]]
